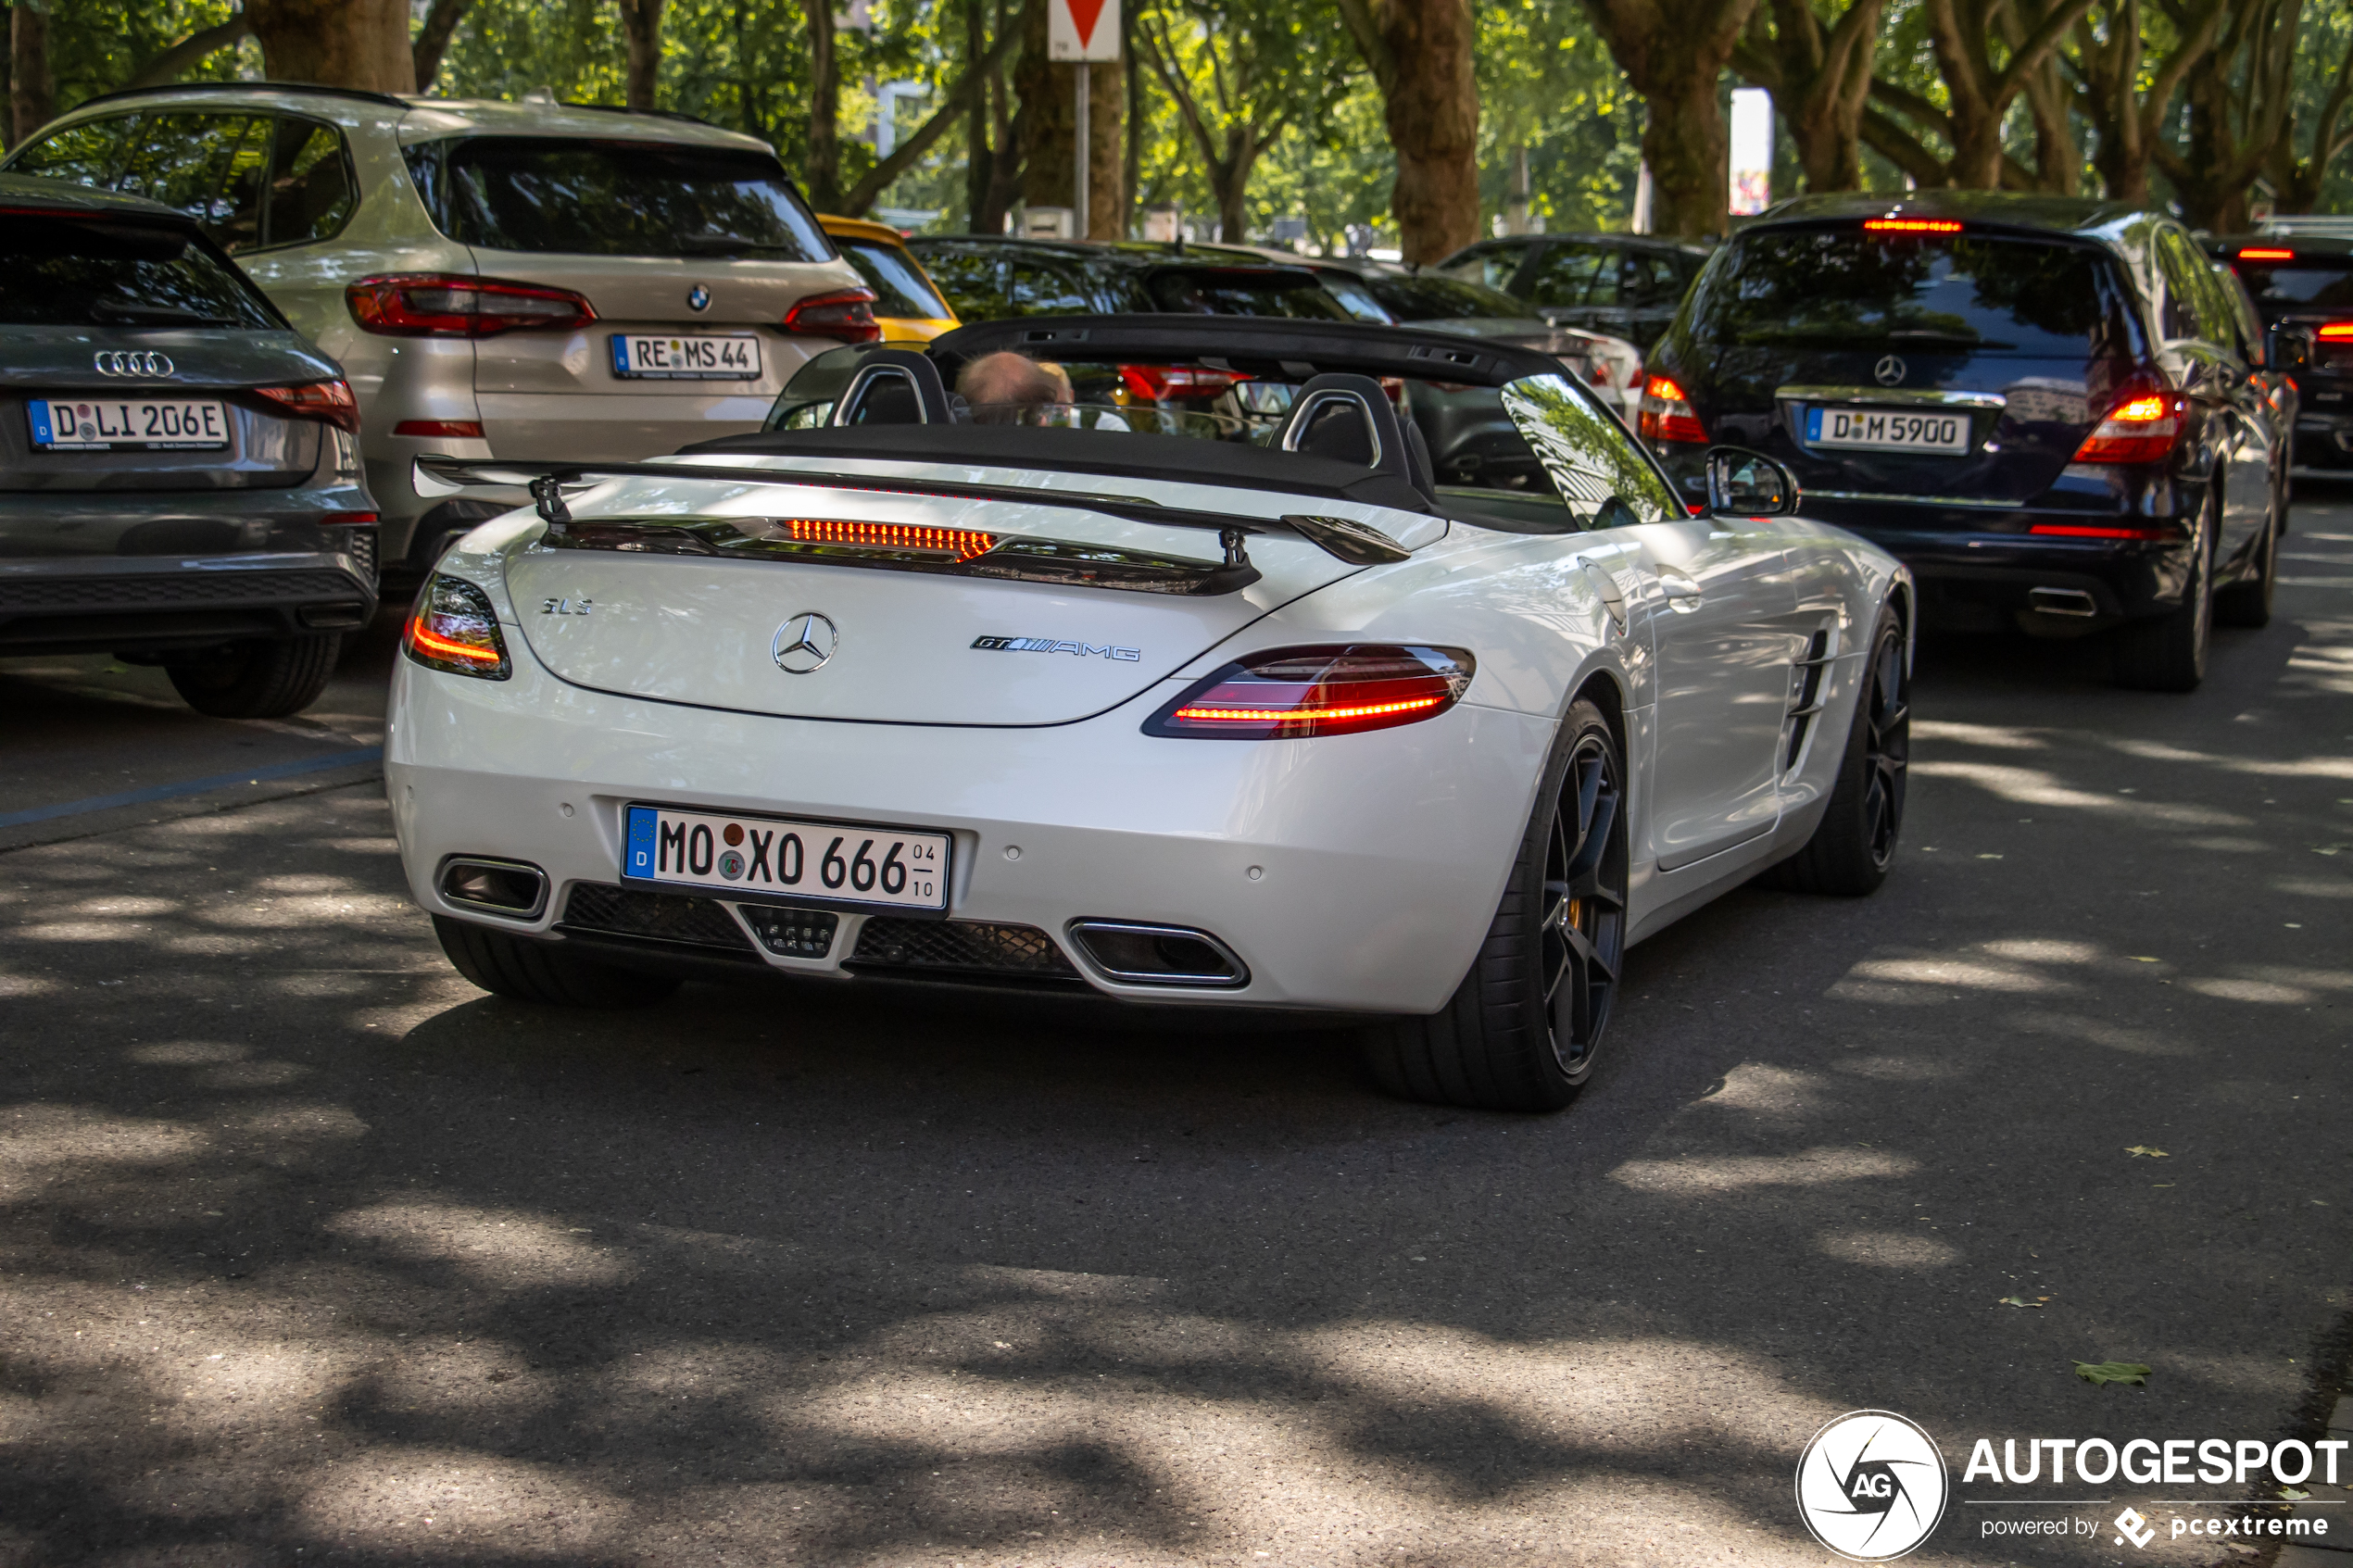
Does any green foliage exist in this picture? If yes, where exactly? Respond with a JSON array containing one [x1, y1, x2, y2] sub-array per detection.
[[31, 0, 253, 122]]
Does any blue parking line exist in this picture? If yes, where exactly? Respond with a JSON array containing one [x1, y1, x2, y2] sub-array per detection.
[[0, 746, 384, 830]]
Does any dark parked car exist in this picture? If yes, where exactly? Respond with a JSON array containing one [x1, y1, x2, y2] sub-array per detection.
[[2206, 233, 2350, 471], [1641, 193, 2288, 692], [905, 236, 1354, 324], [0, 174, 377, 716], [1433, 233, 1710, 350]]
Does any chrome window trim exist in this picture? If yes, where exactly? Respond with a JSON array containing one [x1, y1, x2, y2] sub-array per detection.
[[1774, 385, 2008, 410], [1805, 489, 2025, 509]]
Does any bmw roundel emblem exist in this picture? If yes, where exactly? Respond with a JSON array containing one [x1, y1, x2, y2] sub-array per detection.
[[686, 284, 711, 312]]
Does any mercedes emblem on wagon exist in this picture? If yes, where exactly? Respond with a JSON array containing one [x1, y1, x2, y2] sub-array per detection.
[[773, 611, 838, 673], [1874, 355, 1907, 386]]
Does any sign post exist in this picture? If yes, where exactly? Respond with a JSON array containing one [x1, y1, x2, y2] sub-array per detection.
[[1049, 0, 1120, 240]]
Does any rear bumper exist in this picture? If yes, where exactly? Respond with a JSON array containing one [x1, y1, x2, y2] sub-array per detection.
[[0, 548, 379, 656]]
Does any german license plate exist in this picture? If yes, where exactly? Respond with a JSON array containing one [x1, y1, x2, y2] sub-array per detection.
[[29, 397, 229, 450], [609, 332, 761, 380], [623, 803, 948, 911], [1806, 406, 1969, 455]]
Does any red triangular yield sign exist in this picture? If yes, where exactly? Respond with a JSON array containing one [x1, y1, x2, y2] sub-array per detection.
[[1066, 0, 1106, 47]]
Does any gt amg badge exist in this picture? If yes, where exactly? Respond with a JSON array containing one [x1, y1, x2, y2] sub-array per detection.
[[973, 635, 1142, 661], [774, 611, 838, 673]]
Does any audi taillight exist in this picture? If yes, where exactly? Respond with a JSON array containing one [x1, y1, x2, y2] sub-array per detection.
[[2071, 386, 2184, 466], [1119, 363, 1252, 400], [402, 573, 510, 680], [781, 287, 880, 343], [1144, 645, 1474, 740], [1637, 374, 1705, 445], [251, 378, 362, 433], [348, 273, 597, 337], [393, 419, 485, 439]]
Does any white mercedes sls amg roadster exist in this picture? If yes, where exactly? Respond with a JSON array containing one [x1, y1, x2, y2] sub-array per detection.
[[389, 317, 1911, 1111]]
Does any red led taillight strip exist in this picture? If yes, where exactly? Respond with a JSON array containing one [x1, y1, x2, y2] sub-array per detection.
[[1171, 695, 1447, 725], [783, 519, 997, 560], [1864, 219, 1963, 233]]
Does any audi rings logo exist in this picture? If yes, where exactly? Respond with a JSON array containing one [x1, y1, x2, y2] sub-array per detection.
[[773, 611, 838, 674], [1796, 1410, 1950, 1562], [94, 351, 173, 378]]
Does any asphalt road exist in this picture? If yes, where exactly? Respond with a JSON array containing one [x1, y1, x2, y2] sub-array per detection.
[[2, 484, 2349, 1567]]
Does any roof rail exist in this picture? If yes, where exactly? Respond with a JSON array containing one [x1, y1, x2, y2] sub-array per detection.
[[560, 100, 721, 130], [65, 80, 413, 114]]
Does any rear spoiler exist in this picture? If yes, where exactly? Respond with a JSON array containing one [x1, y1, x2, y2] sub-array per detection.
[[411, 453, 1410, 567]]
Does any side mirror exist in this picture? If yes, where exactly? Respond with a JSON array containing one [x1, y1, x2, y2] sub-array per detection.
[[1705, 445, 1800, 516]]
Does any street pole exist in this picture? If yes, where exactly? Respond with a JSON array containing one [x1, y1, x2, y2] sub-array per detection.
[[1074, 60, 1089, 241]]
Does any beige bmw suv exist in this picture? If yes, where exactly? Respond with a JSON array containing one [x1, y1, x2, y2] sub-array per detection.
[[4, 83, 878, 573]]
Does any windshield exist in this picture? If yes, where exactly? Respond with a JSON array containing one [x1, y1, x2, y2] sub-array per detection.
[[2233, 258, 2353, 312], [0, 216, 279, 329], [838, 237, 951, 320], [404, 136, 830, 260], [1692, 228, 2144, 357], [1360, 271, 1527, 321]]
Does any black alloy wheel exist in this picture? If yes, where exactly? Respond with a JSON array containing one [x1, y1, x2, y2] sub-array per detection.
[[2111, 492, 2215, 691], [1539, 728, 1629, 1079], [1367, 697, 1630, 1111], [2215, 479, 2280, 629], [1768, 606, 1908, 897]]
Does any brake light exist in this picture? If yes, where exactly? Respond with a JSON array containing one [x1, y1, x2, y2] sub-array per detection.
[[1864, 218, 1963, 233], [1637, 374, 1706, 445], [781, 287, 880, 343], [781, 519, 996, 560], [1119, 363, 1252, 400], [2319, 323, 2353, 341], [2028, 523, 2175, 539], [2071, 387, 2184, 465], [402, 573, 510, 680], [1144, 645, 1474, 740], [2238, 248, 2296, 261], [251, 379, 361, 433], [348, 273, 596, 337], [320, 510, 379, 525], [393, 419, 485, 439]]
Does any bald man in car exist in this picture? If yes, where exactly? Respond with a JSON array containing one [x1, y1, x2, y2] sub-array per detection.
[[956, 351, 1073, 421]]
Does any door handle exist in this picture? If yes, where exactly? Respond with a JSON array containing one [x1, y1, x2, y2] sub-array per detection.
[[1658, 569, 1703, 612], [1581, 562, 1628, 633]]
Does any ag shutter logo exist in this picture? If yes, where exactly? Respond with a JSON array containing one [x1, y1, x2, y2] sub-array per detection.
[[1796, 1410, 1950, 1562]]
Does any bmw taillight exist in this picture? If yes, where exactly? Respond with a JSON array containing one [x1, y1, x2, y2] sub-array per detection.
[[781, 287, 881, 343], [1145, 645, 1474, 740], [252, 378, 361, 433], [1119, 363, 1252, 400], [2071, 386, 2185, 465], [1637, 374, 1706, 445], [348, 273, 598, 337], [403, 573, 510, 680]]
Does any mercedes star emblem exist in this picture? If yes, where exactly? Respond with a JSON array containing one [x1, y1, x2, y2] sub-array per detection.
[[93, 350, 173, 377], [773, 611, 837, 674], [686, 284, 712, 312], [1873, 355, 1907, 386]]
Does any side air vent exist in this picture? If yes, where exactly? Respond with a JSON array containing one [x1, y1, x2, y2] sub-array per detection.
[[1066, 921, 1249, 988], [1782, 628, 1835, 775]]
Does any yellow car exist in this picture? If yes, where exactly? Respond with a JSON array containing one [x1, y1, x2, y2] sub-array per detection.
[[819, 215, 960, 344]]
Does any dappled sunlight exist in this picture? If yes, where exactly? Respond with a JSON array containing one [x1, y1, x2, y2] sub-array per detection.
[[1607, 1147, 1917, 1196], [1686, 1061, 1826, 1118], [1910, 720, 2050, 749], [289, 1448, 633, 1555], [1909, 759, 2249, 824], [327, 1201, 636, 1289], [1813, 1231, 1962, 1269]]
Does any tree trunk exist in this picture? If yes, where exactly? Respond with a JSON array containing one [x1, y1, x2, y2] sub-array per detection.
[[1579, 0, 1761, 237], [245, 0, 415, 93], [1918, 0, 2096, 190], [1122, 12, 1141, 240], [2263, 31, 2353, 212], [412, 0, 476, 93], [617, 0, 664, 110], [1737, 0, 1881, 194], [129, 16, 255, 91], [965, 0, 993, 229], [1085, 52, 1124, 240], [2153, 0, 2302, 232], [1340, 0, 1478, 264], [803, 0, 839, 208], [9, 5, 51, 143], [1016, 0, 1076, 220]]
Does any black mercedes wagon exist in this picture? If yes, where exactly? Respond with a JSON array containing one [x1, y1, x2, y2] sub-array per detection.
[[1641, 193, 2288, 691]]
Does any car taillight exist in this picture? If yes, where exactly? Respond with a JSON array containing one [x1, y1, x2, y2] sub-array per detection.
[[251, 379, 362, 433], [2071, 388, 2184, 465], [1144, 645, 1474, 740], [1637, 375, 1705, 445], [348, 273, 597, 337], [320, 510, 379, 525], [402, 573, 510, 680], [2027, 522, 2176, 540], [1119, 363, 1252, 400], [393, 419, 485, 438], [781, 287, 880, 343], [1864, 218, 1963, 233], [2238, 247, 2296, 262], [2319, 322, 2353, 342]]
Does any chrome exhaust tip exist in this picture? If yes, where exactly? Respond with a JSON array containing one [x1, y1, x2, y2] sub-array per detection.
[[438, 857, 548, 919], [1067, 921, 1249, 988], [2027, 587, 2100, 618]]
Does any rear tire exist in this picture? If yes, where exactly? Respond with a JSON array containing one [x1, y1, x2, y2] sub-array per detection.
[[1766, 605, 1908, 897], [2110, 495, 2214, 692], [433, 915, 682, 1008], [1365, 698, 1629, 1112], [2213, 483, 2279, 629], [165, 634, 342, 719]]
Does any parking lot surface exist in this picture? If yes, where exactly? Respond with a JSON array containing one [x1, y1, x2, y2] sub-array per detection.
[[2, 483, 2349, 1566]]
